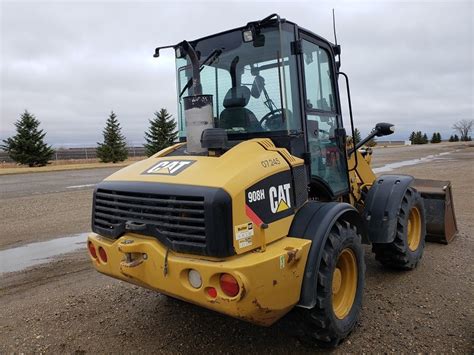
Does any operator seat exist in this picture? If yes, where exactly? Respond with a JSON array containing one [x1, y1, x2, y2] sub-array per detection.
[[219, 86, 260, 131]]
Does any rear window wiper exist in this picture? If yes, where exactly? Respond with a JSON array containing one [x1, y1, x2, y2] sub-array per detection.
[[179, 48, 223, 98]]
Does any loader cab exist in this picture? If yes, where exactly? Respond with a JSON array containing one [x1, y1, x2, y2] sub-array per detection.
[[170, 15, 349, 199]]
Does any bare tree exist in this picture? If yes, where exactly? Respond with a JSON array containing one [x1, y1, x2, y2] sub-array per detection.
[[452, 119, 473, 141]]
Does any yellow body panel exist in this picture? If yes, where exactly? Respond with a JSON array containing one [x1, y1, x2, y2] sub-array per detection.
[[347, 150, 376, 204], [103, 139, 304, 254], [88, 233, 311, 325]]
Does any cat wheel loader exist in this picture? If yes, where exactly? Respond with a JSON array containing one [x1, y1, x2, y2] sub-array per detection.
[[87, 14, 458, 347]]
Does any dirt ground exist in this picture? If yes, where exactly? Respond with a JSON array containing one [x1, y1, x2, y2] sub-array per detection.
[[0, 143, 473, 353]]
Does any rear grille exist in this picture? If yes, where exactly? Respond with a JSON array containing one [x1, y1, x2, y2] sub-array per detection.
[[94, 189, 207, 248], [91, 181, 234, 256]]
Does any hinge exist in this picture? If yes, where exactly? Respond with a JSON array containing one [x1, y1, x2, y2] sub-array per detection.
[[291, 39, 303, 55], [302, 152, 311, 165]]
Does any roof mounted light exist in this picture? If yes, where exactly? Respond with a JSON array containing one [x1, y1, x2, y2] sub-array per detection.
[[242, 29, 254, 43]]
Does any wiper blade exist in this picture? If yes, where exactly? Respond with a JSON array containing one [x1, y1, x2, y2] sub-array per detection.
[[179, 48, 223, 98]]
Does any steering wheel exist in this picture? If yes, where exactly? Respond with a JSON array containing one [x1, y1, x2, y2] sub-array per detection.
[[317, 128, 330, 140], [259, 109, 285, 130]]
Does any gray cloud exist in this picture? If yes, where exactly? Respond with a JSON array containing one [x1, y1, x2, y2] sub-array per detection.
[[1, 0, 473, 146]]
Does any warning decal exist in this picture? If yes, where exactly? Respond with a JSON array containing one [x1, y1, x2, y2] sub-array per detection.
[[235, 222, 254, 249]]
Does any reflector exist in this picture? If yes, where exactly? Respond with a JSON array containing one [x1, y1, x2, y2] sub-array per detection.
[[98, 247, 107, 262], [206, 287, 217, 298], [88, 241, 97, 259], [188, 269, 202, 289], [219, 273, 239, 297]]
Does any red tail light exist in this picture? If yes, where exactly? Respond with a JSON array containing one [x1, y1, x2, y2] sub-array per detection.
[[206, 287, 217, 299], [98, 247, 107, 262], [219, 273, 239, 297], [88, 241, 97, 258]]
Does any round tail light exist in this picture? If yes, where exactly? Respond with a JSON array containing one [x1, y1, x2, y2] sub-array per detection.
[[219, 273, 240, 297], [206, 287, 217, 299], [188, 269, 202, 289], [98, 246, 107, 262], [88, 241, 97, 259]]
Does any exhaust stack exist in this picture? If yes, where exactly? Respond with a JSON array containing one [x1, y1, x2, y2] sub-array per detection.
[[183, 95, 213, 154], [153, 41, 214, 154]]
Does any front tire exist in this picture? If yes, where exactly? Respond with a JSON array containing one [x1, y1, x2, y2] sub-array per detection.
[[296, 221, 365, 348], [372, 187, 426, 270]]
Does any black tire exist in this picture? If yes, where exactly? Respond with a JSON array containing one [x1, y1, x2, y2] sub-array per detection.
[[296, 221, 365, 348], [372, 187, 426, 270]]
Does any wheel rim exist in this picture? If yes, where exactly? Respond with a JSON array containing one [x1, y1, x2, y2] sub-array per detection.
[[407, 206, 422, 251], [332, 248, 358, 319]]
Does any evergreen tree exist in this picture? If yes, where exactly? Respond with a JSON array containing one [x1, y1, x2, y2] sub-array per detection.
[[353, 128, 362, 145], [1, 110, 54, 167], [413, 131, 423, 144], [454, 134, 460, 142], [430, 132, 441, 143], [144, 109, 177, 157], [449, 135, 454, 142], [96, 111, 128, 163], [422, 133, 428, 144], [409, 131, 416, 143]]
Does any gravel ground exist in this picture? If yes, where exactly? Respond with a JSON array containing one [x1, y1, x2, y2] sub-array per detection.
[[0, 143, 473, 353]]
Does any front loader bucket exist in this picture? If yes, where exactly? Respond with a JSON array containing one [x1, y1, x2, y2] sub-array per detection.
[[412, 179, 458, 244]]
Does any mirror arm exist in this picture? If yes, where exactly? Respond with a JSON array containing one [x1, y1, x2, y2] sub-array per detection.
[[350, 130, 378, 154], [153, 44, 175, 58]]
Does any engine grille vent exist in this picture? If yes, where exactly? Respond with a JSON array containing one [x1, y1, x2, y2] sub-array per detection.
[[93, 188, 207, 251]]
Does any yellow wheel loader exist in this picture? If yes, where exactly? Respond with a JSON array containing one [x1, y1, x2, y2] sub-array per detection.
[[87, 14, 457, 347]]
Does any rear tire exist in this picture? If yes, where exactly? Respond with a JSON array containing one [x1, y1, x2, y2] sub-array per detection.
[[372, 187, 426, 270], [296, 221, 365, 348]]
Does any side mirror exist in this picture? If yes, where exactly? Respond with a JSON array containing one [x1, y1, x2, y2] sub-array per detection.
[[351, 122, 395, 154], [253, 34, 265, 47], [374, 122, 395, 137], [251, 75, 265, 98]]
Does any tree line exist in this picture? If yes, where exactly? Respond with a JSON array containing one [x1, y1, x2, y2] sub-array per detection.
[[1, 111, 473, 167], [2, 109, 177, 166], [409, 120, 473, 145]]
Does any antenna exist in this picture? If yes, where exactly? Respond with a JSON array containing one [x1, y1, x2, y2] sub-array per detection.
[[332, 8, 341, 67]]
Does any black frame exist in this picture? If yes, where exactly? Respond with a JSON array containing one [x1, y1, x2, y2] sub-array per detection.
[[172, 17, 351, 199], [293, 26, 350, 199]]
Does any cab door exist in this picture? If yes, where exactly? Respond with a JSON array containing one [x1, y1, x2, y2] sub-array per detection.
[[299, 35, 349, 197]]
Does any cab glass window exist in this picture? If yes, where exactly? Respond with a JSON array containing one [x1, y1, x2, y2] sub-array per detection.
[[302, 41, 336, 112]]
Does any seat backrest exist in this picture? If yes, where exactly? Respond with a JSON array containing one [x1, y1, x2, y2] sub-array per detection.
[[219, 86, 257, 130]]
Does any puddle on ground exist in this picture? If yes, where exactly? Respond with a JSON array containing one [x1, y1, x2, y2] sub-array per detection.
[[373, 151, 455, 173], [0, 233, 88, 274]]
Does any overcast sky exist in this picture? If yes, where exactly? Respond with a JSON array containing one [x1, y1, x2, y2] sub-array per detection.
[[1, 0, 473, 146]]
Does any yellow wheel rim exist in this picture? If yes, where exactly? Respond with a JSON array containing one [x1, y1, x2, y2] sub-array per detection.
[[332, 248, 358, 319], [407, 206, 422, 251]]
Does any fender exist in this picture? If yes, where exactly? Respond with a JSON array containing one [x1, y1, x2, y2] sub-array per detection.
[[289, 201, 366, 309], [362, 174, 414, 243]]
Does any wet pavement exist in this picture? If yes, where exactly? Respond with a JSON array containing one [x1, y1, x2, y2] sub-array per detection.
[[372, 150, 456, 173], [0, 233, 88, 274]]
